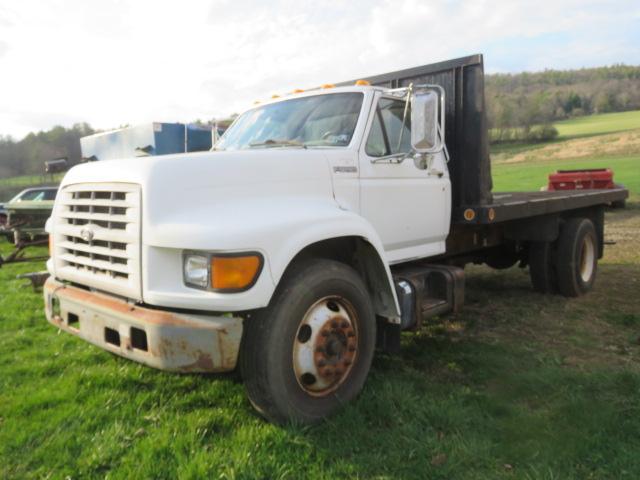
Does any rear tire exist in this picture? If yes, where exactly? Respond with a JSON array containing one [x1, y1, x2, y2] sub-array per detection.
[[556, 218, 598, 297], [240, 259, 376, 425], [529, 241, 557, 294]]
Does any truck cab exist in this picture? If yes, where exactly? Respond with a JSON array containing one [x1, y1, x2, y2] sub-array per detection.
[[43, 55, 627, 424]]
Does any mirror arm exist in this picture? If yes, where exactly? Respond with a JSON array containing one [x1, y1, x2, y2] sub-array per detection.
[[438, 123, 450, 163], [396, 83, 413, 153], [370, 152, 410, 164]]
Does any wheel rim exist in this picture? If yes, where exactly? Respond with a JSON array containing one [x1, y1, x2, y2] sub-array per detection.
[[292, 296, 358, 396], [579, 234, 596, 282]]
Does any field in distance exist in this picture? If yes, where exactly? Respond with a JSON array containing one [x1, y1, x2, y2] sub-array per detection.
[[554, 110, 640, 138], [492, 110, 640, 201]]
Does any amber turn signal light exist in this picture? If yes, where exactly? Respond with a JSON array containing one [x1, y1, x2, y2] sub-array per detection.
[[211, 255, 262, 291]]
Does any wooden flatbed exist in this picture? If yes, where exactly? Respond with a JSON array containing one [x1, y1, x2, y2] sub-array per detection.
[[453, 188, 629, 224]]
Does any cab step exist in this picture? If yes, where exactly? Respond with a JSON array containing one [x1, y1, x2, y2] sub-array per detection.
[[393, 264, 465, 330], [377, 264, 465, 354]]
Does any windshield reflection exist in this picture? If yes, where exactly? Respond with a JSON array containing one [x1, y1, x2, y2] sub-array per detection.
[[217, 92, 364, 150]]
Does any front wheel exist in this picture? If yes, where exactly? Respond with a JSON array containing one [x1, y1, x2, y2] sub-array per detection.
[[240, 259, 376, 424]]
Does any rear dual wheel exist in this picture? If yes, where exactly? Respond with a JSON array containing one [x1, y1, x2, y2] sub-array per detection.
[[528, 217, 598, 297], [556, 218, 598, 297], [529, 240, 557, 294], [240, 259, 376, 425]]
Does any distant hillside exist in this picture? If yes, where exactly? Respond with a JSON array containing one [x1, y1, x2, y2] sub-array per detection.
[[486, 65, 640, 142]]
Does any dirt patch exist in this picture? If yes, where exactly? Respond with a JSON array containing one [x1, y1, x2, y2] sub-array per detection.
[[603, 204, 640, 264], [493, 129, 640, 164]]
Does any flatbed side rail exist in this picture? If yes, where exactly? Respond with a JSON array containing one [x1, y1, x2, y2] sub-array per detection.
[[453, 188, 629, 224]]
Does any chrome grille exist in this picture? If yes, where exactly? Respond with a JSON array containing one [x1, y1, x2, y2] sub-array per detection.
[[53, 183, 142, 300]]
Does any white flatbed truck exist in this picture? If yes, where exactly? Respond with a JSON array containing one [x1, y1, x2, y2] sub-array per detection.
[[43, 54, 628, 424]]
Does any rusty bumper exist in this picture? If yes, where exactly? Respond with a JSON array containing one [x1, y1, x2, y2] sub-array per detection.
[[43, 278, 243, 373]]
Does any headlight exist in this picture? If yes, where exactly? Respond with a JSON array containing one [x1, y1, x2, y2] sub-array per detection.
[[183, 254, 210, 288], [183, 251, 263, 292]]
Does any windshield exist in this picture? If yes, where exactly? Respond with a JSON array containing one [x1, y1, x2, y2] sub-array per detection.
[[217, 92, 364, 150], [11, 188, 57, 203]]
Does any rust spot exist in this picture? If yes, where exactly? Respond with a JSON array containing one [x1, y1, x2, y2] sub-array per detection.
[[44, 278, 242, 374], [180, 353, 215, 372], [194, 353, 215, 370], [312, 313, 357, 382], [45, 280, 194, 327]]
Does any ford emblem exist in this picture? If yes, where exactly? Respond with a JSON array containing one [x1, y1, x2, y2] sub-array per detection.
[[80, 227, 95, 242]]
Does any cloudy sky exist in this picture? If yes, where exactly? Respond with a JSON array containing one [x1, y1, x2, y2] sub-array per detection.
[[0, 0, 638, 139]]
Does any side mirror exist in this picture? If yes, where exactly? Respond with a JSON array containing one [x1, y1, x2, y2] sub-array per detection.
[[410, 90, 443, 154]]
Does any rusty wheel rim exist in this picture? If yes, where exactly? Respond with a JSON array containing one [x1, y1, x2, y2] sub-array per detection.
[[292, 296, 358, 396]]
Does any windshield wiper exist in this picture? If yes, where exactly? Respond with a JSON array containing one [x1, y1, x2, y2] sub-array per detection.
[[249, 139, 306, 149]]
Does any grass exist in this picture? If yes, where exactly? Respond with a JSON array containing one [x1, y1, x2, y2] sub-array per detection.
[[493, 154, 640, 201], [491, 111, 640, 202], [0, 173, 62, 203], [1, 112, 640, 478], [0, 172, 62, 188], [490, 110, 640, 157], [554, 110, 640, 139]]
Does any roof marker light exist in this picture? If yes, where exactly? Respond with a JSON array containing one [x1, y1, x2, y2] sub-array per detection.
[[355, 79, 370, 86], [321, 84, 335, 89], [292, 88, 305, 93], [271, 94, 280, 99]]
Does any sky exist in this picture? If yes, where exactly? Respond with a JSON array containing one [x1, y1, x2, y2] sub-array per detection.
[[0, 0, 638, 139]]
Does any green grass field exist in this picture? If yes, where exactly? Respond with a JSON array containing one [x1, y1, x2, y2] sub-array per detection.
[[493, 155, 640, 200], [0, 173, 63, 204], [1, 112, 640, 479], [490, 110, 640, 158], [554, 110, 640, 138], [491, 110, 640, 202]]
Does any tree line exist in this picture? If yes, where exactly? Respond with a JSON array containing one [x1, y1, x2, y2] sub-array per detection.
[[0, 64, 639, 179], [486, 64, 640, 143], [0, 123, 94, 179]]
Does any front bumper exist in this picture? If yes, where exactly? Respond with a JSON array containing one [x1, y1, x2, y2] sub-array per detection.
[[43, 278, 243, 373]]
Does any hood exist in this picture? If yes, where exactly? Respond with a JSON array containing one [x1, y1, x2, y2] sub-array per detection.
[[60, 149, 336, 227]]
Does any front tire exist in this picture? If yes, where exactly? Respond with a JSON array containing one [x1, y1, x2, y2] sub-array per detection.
[[240, 259, 376, 424]]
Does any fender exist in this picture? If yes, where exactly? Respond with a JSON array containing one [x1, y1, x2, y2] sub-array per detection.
[[145, 196, 400, 317]]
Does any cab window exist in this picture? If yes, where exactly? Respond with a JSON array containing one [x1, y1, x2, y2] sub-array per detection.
[[365, 97, 412, 157]]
